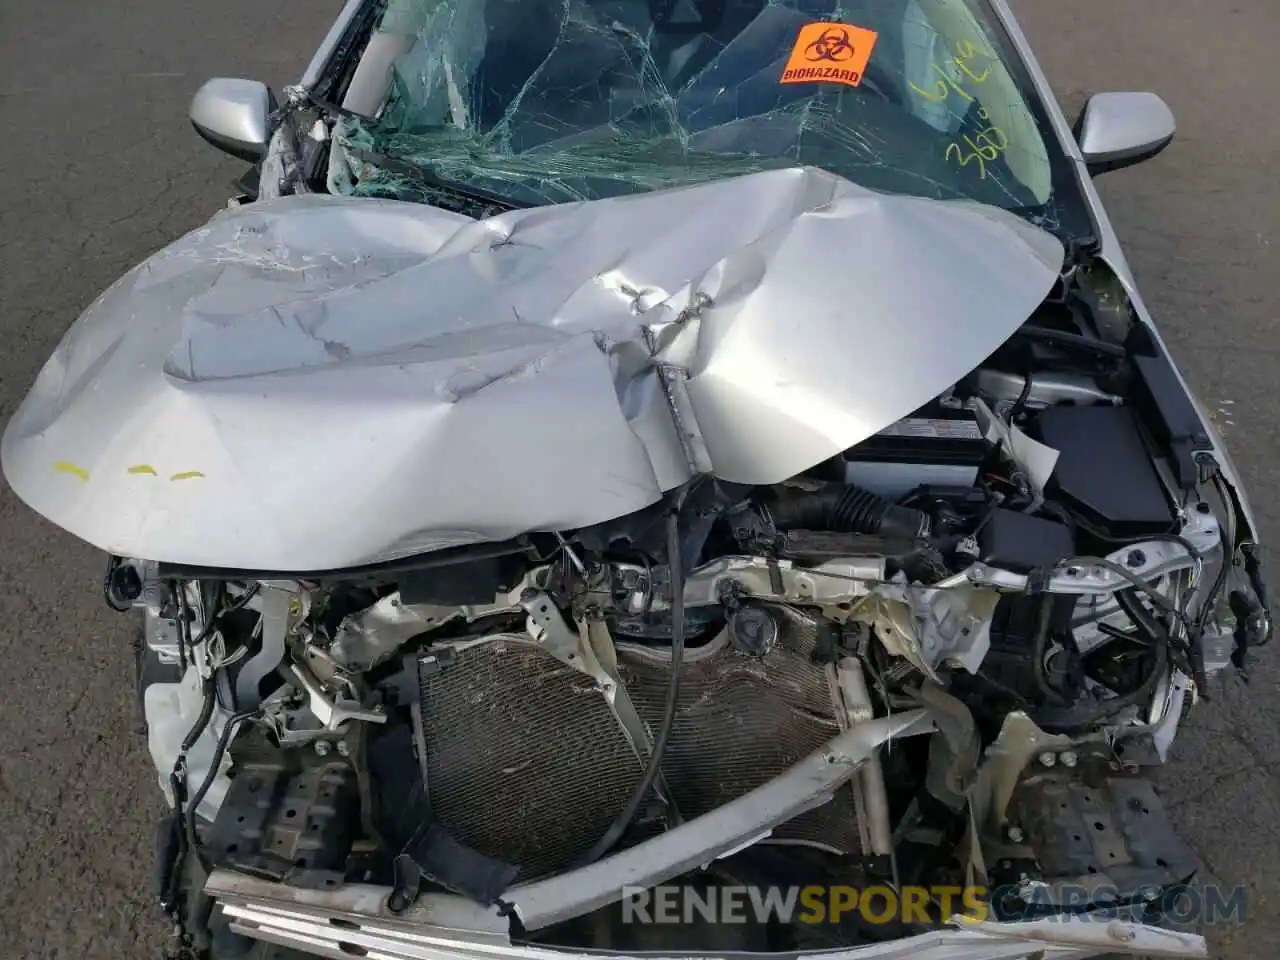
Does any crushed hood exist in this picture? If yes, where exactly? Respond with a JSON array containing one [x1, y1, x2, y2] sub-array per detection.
[[1, 167, 1062, 570]]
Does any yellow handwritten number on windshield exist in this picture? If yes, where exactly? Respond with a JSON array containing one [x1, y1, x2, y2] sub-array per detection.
[[953, 40, 991, 83], [908, 38, 993, 102], [944, 109, 1009, 180]]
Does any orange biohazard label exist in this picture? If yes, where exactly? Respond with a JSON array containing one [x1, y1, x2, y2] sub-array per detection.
[[780, 22, 879, 88]]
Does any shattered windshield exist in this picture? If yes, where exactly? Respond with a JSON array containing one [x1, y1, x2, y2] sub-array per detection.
[[329, 0, 1082, 234]]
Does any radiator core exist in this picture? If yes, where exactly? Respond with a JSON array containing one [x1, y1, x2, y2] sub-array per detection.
[[417, 616, 861, 881]]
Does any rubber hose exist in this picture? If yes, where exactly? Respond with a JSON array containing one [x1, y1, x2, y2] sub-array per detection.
[[1032, 594, 1072, 706], [186, 708, 260, 868], [766, 484, 929, 538], [571, 505, 686, 868], [181, 678, 217, 753], [1116, 588, 1171, 648]]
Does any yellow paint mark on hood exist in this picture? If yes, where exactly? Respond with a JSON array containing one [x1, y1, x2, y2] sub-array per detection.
[[53, 461, 90, 482], [170, 470, 205, 481], [127, 464, 158, 476]]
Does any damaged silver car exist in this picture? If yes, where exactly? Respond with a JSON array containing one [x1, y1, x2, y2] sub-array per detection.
[[1, 0, 1271, 958]]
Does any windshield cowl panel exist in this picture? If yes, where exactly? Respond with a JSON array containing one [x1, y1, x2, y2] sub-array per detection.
[[329, 0, 1083, 237]]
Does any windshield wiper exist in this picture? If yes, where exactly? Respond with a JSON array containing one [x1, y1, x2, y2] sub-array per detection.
[[346, 144, 529, 215]]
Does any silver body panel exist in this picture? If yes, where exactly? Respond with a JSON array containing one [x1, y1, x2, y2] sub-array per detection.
[[0, 167, 1061, 570]]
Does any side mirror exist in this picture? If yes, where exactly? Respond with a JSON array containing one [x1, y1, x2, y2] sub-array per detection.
[[1074, 92, 1176, 176], [189, 78, 277, 163]]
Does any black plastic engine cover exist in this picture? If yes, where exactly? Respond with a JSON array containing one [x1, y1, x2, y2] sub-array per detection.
[[1125, 326, 1216, 489], [978, 509, 1075, 573], [1034, 404, 1174, 538]]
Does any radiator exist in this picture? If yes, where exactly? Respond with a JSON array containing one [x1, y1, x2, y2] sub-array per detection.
[[416, 615, 861, 881]]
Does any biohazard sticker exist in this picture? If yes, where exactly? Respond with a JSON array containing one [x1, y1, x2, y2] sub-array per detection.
[[780, 22, 879, 88]]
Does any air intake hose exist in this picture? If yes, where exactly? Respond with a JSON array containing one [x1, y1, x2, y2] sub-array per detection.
[[764, 484, 930, 539]]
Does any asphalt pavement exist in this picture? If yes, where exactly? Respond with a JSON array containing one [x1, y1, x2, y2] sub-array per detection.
[[1, 1, 1277, 956]]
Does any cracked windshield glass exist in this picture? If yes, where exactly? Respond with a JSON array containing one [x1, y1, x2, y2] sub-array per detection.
[[331, 0, 1068, 231]]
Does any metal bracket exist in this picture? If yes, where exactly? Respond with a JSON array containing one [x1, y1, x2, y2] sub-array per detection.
[[521, 592, 678, 818], [835, 658, 893, 858], [522, 592, 590, 670], [289, 660, 387, 731], [235, 584, 300, 709], [330, 585, 534, 672]]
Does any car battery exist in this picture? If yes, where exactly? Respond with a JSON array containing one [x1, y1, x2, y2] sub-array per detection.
[[842, 405, 986, 498]]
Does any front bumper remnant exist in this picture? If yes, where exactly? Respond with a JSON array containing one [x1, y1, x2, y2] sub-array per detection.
[[209, 870, 1207, 960], [203, 708, 1206, 959]]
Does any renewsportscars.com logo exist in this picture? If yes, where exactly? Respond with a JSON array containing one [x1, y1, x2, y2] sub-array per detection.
[[621, 884, 1248, 927]]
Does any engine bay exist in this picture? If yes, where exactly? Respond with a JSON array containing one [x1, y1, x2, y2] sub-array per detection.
[[117, 262, 1271, 956]]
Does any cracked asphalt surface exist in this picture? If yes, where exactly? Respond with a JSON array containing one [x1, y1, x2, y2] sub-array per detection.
[[0, 0, 1276, 956]]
